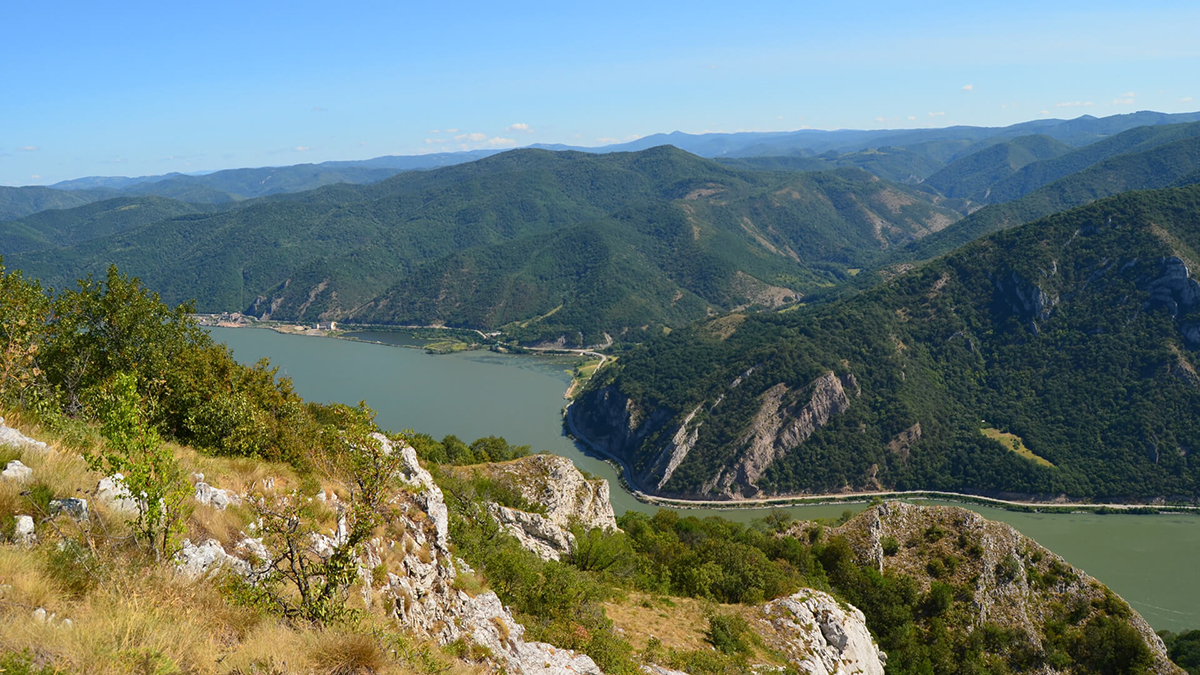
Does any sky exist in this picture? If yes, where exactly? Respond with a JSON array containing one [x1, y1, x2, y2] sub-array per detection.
[[3, 0, 1198, 186]]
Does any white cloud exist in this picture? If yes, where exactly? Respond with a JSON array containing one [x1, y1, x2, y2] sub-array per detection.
[[425, 138, 448, 144], [30, 174, 41, 179], [445, 128, 459, 133], [429, 129, 440, 133], [1120, 91, 1135, 98], [625, 134, 641, 141], [907, 115, 916, 121], [17, 145, 38, 151], [1112, 97, 1135, 105], [295, 146, 310, 152], [928, 111, 945, 117], [311, 106, 327, 112], [875, 116, 885, 122], [506, 123, 532, 133], [1182, 96, 1194, 102], [1039, 110, 1050, 116], [486, 137, 517, 147], [455, 132, 488, 142], [962, 84, 974, 91]]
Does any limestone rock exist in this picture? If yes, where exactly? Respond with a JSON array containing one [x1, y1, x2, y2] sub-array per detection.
[[194, 481, 241, 510], [175, 538, 250, 579], [13, 515, 36, 546], [472, 454, 618, 533], [96, 474, 139, 515], [0, 418, 48, 455], [489, 502, 575, 561], [49, 498, 88, 522], [460, 591, 602, 675], [755, 589, 886, 675], [1, 459, 32, 483]]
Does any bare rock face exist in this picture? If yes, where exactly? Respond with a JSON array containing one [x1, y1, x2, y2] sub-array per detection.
[[175, 538, 251, 579], [96, 474, 140, 515], [488, 503, 576, 561], [194, 480, 241, 510], [476, 454, 619, 534], [710, 371, 851, 498], [755, 590, 886, 675]]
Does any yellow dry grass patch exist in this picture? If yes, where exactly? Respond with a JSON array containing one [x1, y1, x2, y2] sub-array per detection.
[[604, 592, 738, 652], [981, 427, 1054, 468]]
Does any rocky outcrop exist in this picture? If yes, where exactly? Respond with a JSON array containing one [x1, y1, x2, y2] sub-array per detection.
[[0, 417, 48, 455], [754, 590, 886, 675], [2, 460, 33, 483], [96, 474, 140, 515], [567, 385, 674, 482], [645, 404, 703, 491], [710, 372, 852, 498], [818, 502, 1180, 674], [193, 478, 241, 510], [994, 270, 1058, 332], [1141, 256, 1200, 347], [488, 503, 576, 561], [884, 423, 922, 460]]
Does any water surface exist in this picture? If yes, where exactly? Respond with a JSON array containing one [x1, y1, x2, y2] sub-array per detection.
[[210, 327, 1200, 631]]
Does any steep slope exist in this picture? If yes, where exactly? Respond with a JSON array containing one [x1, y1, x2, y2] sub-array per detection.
[[0, 196, 214, 254], [905, 133, 1200, 262], [9, 148, 959, 346], [570, 185, 1200, 500], [0, 185, 110, 221], [922, 135, 1072, 199]]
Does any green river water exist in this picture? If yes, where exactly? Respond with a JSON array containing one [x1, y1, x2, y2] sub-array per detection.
[[210, 327, 1200, 632]]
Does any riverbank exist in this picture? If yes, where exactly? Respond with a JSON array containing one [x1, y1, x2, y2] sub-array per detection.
[[562, 400, 1200, 516]]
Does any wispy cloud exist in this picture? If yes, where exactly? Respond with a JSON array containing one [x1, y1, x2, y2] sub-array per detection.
[[506, 123, 532, 133], [295, 146, 310, 152], [425, 138, 448, 144], [30, 174, 41, 180], [962, 84, 973, 91], [311, 106, 327, 112], [445, 128, 459, 133], [1182, 96, 1193, 102], [1112, 91, 1136, 105], [1055, 101, 1094, 107], [485, 137, 517, 147], [928, 111, 945, 117], [1039, 110, 1050, 116], [907, 115, 916, 121], [17, 145, 38, 152], [455, 132, 488, 142]]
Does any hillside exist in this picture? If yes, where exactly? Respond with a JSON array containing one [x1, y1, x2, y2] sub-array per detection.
[[570, 185, 1200, 501], [8, 147, 960, 346], [903, 134, 1200, 262], [922, 135, 1072, 199], [0, 196, 215, 254], [0, 186, 110, 221]]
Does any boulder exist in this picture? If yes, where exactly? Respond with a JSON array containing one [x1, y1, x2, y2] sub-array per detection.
[[49, 498, 88, 522], [0, 418, 48, 455], [96, 474, 140, 515], [174, 538, 250, 579], [194, 481, 241, 510], [1, 460, 32, 483], [756, 590, 886, 675], [13, 515, 36, 546]]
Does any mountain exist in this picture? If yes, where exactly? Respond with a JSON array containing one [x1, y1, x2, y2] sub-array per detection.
[[0, 196, 215, 254], [0, 185, 111, 221], [570, 184, 1200, 501], [921, 135, 1072, 199], [716, 143, 951, 184], [904, 133, 1200, 262], [8, 147, 961, 346]]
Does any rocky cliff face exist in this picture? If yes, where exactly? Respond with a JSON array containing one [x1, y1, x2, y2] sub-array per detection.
[[570, 371, 855, 500], [807, 502, 1182, 675], [753, 590, 886, 675], [461, 454, 619, 561]]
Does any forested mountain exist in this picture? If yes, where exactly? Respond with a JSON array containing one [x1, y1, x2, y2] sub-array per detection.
[[903, 133, 1200, 261], [0, 196, 216, 254], [7, 147, 960, 345], [921, 135, 1072, 199], [571, 185, 1200, 501], [0, 185, 110, 221]]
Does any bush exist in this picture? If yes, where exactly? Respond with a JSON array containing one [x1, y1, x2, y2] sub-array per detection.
[[706, 613, 756, 655]]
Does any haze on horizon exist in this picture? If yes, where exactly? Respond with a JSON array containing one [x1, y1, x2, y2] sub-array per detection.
[[3, 0, 1198, 186]]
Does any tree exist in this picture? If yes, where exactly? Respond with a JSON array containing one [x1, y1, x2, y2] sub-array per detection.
[[0, 260, 50, 410], [90, 372, 190, 560], [249, 403, 407, 624]]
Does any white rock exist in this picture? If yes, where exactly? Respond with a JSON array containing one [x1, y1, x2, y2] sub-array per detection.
[[489, 503, 576, 561], [49, 498, 88, 522], [194, 481, 241, 510], [174, 538, 250, 579], [1, 460, 32, 483], [461, 591, 602, 675], [758, 590, 886, 675], [96, 474, 140, 515], [0, 418, 48, 455], [13, 515, 36, 546], [32, 607, 47, 623]]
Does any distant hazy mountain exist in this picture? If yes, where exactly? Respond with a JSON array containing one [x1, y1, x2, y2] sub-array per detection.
[[8, 147, 960, 345], [921, 135, 1073, 199], [0, 186, 112, 221]]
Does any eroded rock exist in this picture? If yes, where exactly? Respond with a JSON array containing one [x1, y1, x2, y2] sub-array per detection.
[[0, 418, 48, 455], [756, 589, 886, 675], [2, 460, 32, 483]]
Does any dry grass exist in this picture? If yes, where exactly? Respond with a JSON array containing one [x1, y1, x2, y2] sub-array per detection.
[[981, 427, 1055, 468], [604, 592, 735, 652]]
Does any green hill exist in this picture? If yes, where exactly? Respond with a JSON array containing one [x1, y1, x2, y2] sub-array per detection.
[[922, 135, 1072, 199], [903, 133, 1200, 262], [570, 184, 1200, 501], [0, 196, 215, 254], [8, 147, 960, 346], [0, 185, 110, 221]]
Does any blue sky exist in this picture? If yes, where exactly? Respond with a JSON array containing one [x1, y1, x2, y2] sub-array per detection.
[[3, 0, 1198, 185]]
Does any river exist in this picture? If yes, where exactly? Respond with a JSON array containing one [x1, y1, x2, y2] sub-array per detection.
[[209, 327, 1200, 632]]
